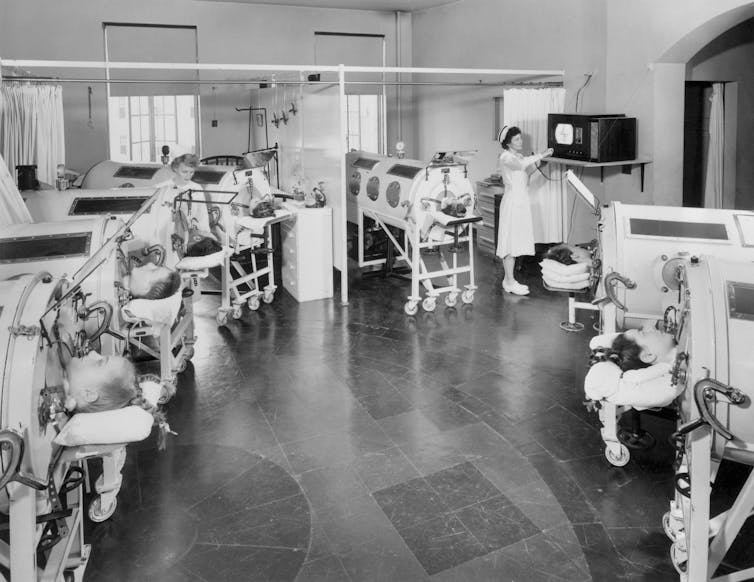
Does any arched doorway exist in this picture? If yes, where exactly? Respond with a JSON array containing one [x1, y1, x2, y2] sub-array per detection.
[[652, 4, 754, 207]]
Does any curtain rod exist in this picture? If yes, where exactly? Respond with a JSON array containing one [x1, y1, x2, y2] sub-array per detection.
[[1, 58, 564, 78], [1, 76, 563, 88]]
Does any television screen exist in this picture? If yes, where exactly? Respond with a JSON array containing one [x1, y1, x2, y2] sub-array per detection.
[[554, 123, 574, 145]]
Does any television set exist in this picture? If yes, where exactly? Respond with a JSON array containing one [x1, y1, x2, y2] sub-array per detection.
[[548, 113, 637, 163]]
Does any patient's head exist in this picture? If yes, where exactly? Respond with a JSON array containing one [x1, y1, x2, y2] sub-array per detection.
[[546, 243, 591, 265], [64, 352, 137, 413], [185, 233, 223, 257], [127, 263, 182, 299], [607, 324, 677, 371]]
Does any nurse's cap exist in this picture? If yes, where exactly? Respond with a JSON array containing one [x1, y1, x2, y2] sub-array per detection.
[[497, 125, 510, 144]]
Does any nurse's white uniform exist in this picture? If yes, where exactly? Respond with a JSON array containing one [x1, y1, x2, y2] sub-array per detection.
[[495, 149, 540, 259]]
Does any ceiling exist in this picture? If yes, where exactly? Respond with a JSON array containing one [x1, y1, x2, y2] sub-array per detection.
[[201, 0, 457, 12]]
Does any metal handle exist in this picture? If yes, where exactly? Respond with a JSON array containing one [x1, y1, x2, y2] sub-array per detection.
[[142, 244, 165, 267], [84, 300, 113, 344], [0, 428, 48, 491], [693, 378, 747, 441], [602, 271, 637, 312]]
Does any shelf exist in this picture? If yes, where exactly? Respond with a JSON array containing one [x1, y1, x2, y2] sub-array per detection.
[[547, 157, 652, 191]]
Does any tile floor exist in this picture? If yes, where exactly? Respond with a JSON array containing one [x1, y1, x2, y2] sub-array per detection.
[[84, 249, 753, 581]]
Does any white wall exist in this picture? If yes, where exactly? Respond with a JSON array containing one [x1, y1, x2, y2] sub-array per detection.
[[6, 1, 754, 227], [412, 0, 754, 243], [0, 0, 409, 174], [411, 0, 606, 244]]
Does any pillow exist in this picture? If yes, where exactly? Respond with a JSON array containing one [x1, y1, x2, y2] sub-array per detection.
[[176, 248, 228, 270], [53, 380, 162, 447], [54, 406, 153, 446], [121, 288, 183, 327], [584, 361, 623, 401], [539, 258, 590, 276], [584, 356, 680, 410]]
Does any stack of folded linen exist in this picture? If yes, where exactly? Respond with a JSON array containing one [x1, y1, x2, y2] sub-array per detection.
[[540, 258, 591, 291]]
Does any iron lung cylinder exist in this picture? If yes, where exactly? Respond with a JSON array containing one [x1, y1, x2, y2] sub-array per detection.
[[76, 161, 271, 240], [0, 217, 125, 356], [79, 160, 268, 195], [23, 187, 157, 223], [345, 151, 476, 236], [0, 273, 62, 489]]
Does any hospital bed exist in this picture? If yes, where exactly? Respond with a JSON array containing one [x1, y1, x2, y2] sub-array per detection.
[[346, 150, 481, 315]]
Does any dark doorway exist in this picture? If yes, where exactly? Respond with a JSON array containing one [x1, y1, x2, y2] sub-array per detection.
[[683, 81, 712, 208]]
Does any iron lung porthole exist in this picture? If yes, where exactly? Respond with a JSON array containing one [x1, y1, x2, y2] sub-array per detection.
[[386, 181, 401, 208], [349, 171, 362, 196], [367, 176, 380, 201]]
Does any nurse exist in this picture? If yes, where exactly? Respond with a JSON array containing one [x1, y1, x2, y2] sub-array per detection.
[[153, 153, 214, 265], [495, 126, 553, 295]]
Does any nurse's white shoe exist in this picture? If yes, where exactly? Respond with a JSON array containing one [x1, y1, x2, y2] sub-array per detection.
[[502, 280, 529, 295]]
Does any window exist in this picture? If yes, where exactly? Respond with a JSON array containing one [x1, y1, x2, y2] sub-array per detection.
[[108, 95, 196, 163], [346, 94, 381, 153]]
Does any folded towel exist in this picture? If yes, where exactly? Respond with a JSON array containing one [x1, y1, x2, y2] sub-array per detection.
[[540, 258, 591, 276]]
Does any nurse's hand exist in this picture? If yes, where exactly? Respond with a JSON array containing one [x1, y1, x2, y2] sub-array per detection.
[[543, 148, 554, 158]]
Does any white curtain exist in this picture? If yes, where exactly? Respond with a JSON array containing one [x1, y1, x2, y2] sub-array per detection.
[[503, 87, 566, 242], [0, 152, 32, 226], [0, 84, 65, 187], [703, 83, 724, 209]]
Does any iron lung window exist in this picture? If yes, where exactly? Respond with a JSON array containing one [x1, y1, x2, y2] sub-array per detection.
[[0, 233, 92, 263], [629, 218, 728, 240], [70, 197, 149, 215]]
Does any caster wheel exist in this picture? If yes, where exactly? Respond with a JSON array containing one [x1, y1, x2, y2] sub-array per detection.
[[461, 290, 474, 304], [422, 297, 437, 312], [605, 443, 630, 467], [88, 496, 117, 523], [404, 301, 419, 316], [232, 305, 243, 319], [247, 297, 261, 311], [670, 542, 688, 577], [445, 293, 458, 308], [662, 511, 682, 542], [216, 311, 230, 326], [263, 291, 275, 304]]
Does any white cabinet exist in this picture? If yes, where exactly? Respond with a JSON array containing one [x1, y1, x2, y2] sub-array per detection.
[[280, 204, 333, 302]]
